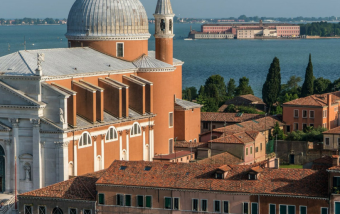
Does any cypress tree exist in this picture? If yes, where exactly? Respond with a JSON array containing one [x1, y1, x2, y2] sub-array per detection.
[[301, 54, 314, 97], [226, 78, 236, 98], [262, 57, 281, 114]]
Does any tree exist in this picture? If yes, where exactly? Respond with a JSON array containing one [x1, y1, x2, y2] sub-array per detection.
[[286, 75, 302, 90], [262, 57, 281, 114], [203, 75, 227, 105], [271, 122, 285, 140], [197, 95, 218, 112], [224, 104, 237, 113], [235, 77, 254, 96], [301, 54, 314, 97], [314, 77, 332, 94], [226, 78, 236, 98]]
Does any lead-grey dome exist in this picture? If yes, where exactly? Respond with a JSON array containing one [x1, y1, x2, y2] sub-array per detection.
[[66, 0, 150, 40]]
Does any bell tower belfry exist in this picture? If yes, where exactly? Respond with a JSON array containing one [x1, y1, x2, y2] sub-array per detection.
[[154, 0, 175, 65]]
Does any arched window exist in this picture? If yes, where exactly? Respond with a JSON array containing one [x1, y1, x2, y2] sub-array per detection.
[[52, 208, 63, 214], [169, 19, 172, 31], [106, 127, 118, 142], [130, 123, 141, 136], [160, 19, 165, 31], [79, 132, 92, 147]]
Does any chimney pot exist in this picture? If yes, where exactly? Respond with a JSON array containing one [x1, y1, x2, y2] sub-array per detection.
[[332, 155, 339, 167]]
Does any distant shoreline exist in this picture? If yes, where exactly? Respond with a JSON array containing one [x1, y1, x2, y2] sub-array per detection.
[[0, 24, 64, 26]]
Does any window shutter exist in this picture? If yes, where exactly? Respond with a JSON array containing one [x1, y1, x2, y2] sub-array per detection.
[[146, 196, 152, 208]]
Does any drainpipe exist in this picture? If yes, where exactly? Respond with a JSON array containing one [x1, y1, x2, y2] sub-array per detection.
[[258, 195, 260, 214]]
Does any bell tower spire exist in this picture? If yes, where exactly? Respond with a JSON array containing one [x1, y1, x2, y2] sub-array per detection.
[[154, 0, 175, 65]]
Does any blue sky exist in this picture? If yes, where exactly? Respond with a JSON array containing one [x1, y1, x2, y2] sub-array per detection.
[[1, 0, 339, 19]]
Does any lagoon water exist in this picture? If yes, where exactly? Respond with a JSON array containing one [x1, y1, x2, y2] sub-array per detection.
[[1, 23, 340, 97]]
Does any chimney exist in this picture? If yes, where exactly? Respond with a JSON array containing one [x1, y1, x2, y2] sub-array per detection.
[[332, 155, 339, 167], [327, 94, 332, 129], [274, 158, 280, 169]]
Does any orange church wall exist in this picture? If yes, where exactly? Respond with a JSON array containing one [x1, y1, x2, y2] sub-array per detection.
[[137, 72, 175, 155], [174, 108, 201, 142], [77, 143, 95, 175], [72, 83, 97, 123], [174, 65, 183, 100], [70, 40, 148, 62]]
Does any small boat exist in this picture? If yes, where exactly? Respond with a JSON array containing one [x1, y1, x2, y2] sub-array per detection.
[[184, 38, 193, 41], [32, 44, 35, 46]]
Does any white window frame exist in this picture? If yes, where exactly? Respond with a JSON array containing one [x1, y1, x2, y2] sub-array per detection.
[[116, 193, 124, 206], [251, 202, 258, 214], [145, 195, 152, 208], [83, 210, 91, 214], [116, 42, 124, 57], [246, 148, 249, 156], [38, 206, 47, 214], [169, 138, 174, 154], [105, 126, 118, 142], [302, 123, 307, 130], [299, 206, 307, 214], [269, 204, 276, 214], [24, 205, 33, 214], [214, 200, 221, 213], [323, 110, 327, 118], [294, 109, 299, 118], [78, 131, 92, 148], [164, 197, 172, 210], [98, 193, 105, 205], [294, 123, 299, 131], [192, 199, 199, 211], [136, 195, 144, 208], [130, 122, 142, 137], [169, 112, 174, 128], [173, 197, 180, 210], [325, 137, 330, 146], [321, 207, 328, 214], [223, 201, 229, 213], [302, 110, 307, 118], [243, 202, 249, 214], [250, 146, 253, 155], [201, 199, 208, 212]]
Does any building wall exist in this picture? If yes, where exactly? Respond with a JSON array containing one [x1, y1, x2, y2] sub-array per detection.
[[69, 40, 149, 62], [96, 185, 250, 213], [276, 26, 300, 37], [324, 133, 340, 150], [18, 197, 95, 214], [250, 195, 328, 214]]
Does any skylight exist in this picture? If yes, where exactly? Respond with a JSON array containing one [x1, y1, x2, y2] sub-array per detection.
[[145, 166, 152, 171], [120, 166, 127, 170]]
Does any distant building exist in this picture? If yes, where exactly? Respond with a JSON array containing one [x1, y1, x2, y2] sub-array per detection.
[[153, 150, 195, 163], [283, 92, 340, 133], [189, 20, 300, 39], [323, 126, 340, 150], [201, 112, 264, 133], [19, 160, 331, 214]]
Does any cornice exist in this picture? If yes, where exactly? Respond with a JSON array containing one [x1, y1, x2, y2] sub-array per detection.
[[137, 68, 175, 73], [66, 34, 151, 41], [17, 195, 96, 203]]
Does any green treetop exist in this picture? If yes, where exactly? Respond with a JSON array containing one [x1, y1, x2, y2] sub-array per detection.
[[262, 57, 281, 114], [301, 54, 314, 97], [235, 77, 254, 96], [226, 78, 236, 98], [203, 75, 227, 105]]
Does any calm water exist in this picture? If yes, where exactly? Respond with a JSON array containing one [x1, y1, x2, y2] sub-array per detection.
[[1, 23, 340, 97]]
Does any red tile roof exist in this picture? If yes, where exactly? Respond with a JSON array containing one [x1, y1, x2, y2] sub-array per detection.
[[210, 131, 259, 144], [205, 116, 283, 135], [323, 126, 340, 134], [311, 156, 333, 170], [284, 93, 340, 107], [219, 94, 265, 112], [175, 141, 208, 148], [20, 170, 106, 201], [153, 151, 194, 160], [201, 112, 263, 123], [197, 152, 243, 165], [97, 161, 328, 198]]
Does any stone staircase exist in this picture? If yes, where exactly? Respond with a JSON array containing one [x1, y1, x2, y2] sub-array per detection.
[[0, 194, 15, 214]]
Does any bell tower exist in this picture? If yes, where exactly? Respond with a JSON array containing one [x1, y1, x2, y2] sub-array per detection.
[[154, 0, 175, 65]]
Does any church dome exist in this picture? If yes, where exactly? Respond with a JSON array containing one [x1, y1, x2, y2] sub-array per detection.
[[66, 0, 150, 40]]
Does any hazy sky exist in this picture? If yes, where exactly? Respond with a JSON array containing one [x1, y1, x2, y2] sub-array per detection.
[[1, 0, 339, 19]]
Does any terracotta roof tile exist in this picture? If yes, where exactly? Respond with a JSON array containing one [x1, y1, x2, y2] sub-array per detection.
[[197, 152, 243, 165], [153, 151, 193, 160], [210, 116, 283, 134], [20, 170, 106, 200], [323, 126, 340, 134], [201, 112, 263, 123], [174, 141, 208, 148], [97, 161, 328, 198], [284, 93, 340, 107]]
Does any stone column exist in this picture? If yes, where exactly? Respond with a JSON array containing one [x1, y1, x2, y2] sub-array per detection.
[[4, 139, 11, 192], [54, 142, 69, 182], [118, 131, 123, 160], [9, 118, 19, 193], [100, 134, 105, 170], [149, 125, 154, 160], [40, 142, 45, 187], [125, 130, 130, 160], [142, 127, 146, 161], [30, 119, 41, 189], [93, 136, 97, 171]]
